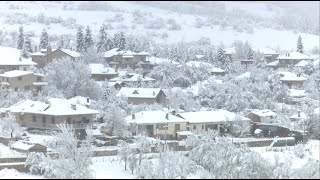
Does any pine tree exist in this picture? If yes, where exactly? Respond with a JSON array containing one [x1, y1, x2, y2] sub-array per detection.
[[105, 38, 113, 51], [247, 47, 253, 60], [84, 26, 93, 52], [297, 35, 304, 53], [76, 27, 84, 53], [24, 36, 33, 53], [21, 46, 29, 58], [119, 32, 126, 51], [58, 36, 64, 49], [96, 24, 107, 53], [39, 29, 49, 49], [217, 46, 226, 68], [113, 32, 121, 49], [17, 26, 24, 50]]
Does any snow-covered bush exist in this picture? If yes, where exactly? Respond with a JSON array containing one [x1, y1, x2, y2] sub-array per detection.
[[167, 18, 181, 30], [0, 114, 22, 139], [144, 17, 166, 29], [294, 143, 305, 158]]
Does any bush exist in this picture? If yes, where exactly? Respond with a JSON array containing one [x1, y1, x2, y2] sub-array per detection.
[[294, 143, 305, 158]]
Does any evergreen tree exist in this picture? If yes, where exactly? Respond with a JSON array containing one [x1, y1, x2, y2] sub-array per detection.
[[297, 35, 304, 53], [216, 46, 226, 68], [105, 38, 113, 51], [21, 46, 29, 58], [84, 26, 93, 52], [24, 36, 33, 53], [96, 24, 107, 53], [39, 29, 49, 49], [113, 32, 121, 49], [58, 36, 64, 49], [119, 32, 126, 51], [76, 27, 84, 53], [17, 26, 24, 50], [247, 47, 253, 60]]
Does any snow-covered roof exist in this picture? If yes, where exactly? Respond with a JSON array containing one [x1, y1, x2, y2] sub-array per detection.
[[148, 56, 179, 65], [266, 60, 279, 66], [289, 112, 307, 120], [89, 63, 117, 75], [68, 96, 93, 107], [30, 52, 45, 56], [235, 72, 251, 80], [277, 52, 311, 60], [59, 49, 81, 58], [211, 67, 226, 73], [0, 47, 36, 66], [186, 61, 212, 68], [255, 48, 278, 55], [249, 109, 277, 117], [288, 89, 306, 97], [10, 141, 45, 151], [126, 110, 187, 124], [223, 47, 236, 54], [177, 110, 249, 124], [276, 71, 308, 81], [104, 48, 149, 58], [294, 60, 309, 67], [7, 98, 98, 116], [314, 107, 320, 115], [0, 70, 33, 78], [109, 73, 155, 82], [116, 88, 163, 98], [32, 82, 48, 86], [195, 55, 205, 59], [313, 59, 319, 67]]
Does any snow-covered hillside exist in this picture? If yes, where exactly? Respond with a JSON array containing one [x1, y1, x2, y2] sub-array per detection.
[[0, 1, 318, 50]]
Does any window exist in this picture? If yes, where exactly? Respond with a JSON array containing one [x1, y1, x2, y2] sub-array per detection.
[[81, 117, 86, 123], [202, 125, 204, 129], [18, 76, 22, 80], [175, 124, 180, 131], [42, 116, 46, 124], [32, 115, 36, 122], [193, 125, 196, 130], [37, 76, 41, 81], [23, 68, 27, 71], [51, 117, 55, 124]]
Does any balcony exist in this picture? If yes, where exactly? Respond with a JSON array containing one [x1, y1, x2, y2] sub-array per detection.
[[24, 122, 92, 130]]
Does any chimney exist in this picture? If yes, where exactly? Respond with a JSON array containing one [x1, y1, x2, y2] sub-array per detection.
[[86, 97, 90, 103], [71, 104, 76, 110], [288, 53, 290, 57], [153, 92, 155, 96], [298, 111, 300, 117], [165, 113, 169, 120], [19, 57, 22, 61], [115, 66, 118, 73], [47, 47, 52, 55], [34, 46, 37, 52], [171, 110, 176, 116], [132, 114, 135, 120]]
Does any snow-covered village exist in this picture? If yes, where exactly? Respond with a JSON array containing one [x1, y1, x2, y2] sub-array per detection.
[[0, 1, 319, 179]]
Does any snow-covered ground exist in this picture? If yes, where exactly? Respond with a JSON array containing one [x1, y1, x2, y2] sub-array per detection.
[[0, 143, 25, 158], [0, 1, 318, 50]]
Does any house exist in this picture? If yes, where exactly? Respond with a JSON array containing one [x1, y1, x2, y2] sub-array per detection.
[[126, 110, 188, 140], [251, 123, 290, 138], [68, 96, 93, 108], [0, 70, 47, 94], [104, 48, 152, 74], [211, 67, 226, 76], [10, 141, 47, 154], [288, 89, 306, 104], [0, 47, 37, 73], [276, 72, 308, 88], [5, 98, 98, 131], [271, 52, 312, 68], [116, 88, 167, 105], [246, 109, 277, 123], [223, 47, 236, 61], [255, 48, 279, 63], [195, 54, 205, 61], [109, 72, 155, 86], [31, 48, 81, 68], [89, 63, 118, 81], [176, 110, 250, 135]]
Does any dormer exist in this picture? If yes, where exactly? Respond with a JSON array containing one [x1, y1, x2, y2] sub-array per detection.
[[132, 90, 139, 94]]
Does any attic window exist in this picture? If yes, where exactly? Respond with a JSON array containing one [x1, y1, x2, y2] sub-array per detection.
[[132, 90, 139, 94]]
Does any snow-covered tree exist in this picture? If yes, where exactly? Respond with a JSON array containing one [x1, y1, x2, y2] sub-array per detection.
[[128, 152, 138, 174], [39, 29, 49, 49], [58, 36, 64, 49], [0, 113, 22, 139], [96, 24, 107, 52], [293, 159, 320, 179], [26, 124, 94, 179], [247, 47, 253, 60], [24, 36, 33, 53], [81, 46, 103, 64], [76, 27, 84, 52], [118, 140, 133, 171], [119, 32, 126, 51], [84, 26, 94, 52], [17, 26, 24, 50], [113, 32, 121, 49], [297, 35, 304, 53], [216, 45, 226, 68], [135, 136, 151, 165], [43, 57, 102, 99]]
